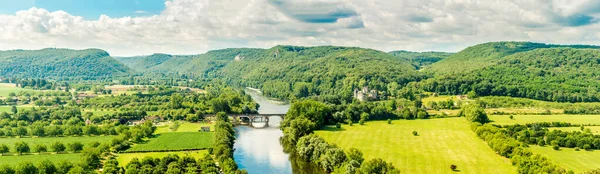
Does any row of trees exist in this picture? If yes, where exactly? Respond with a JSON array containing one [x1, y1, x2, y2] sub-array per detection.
[[212, 112, 246, 173], [105, 153, 221, 174], [0, 141, 85, 155]]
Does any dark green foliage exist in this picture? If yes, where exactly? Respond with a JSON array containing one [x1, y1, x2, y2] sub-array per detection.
[[412, 131, 418, 136], [0, 48, 130, 80], [358, 158, 400, 174], [461, 104, 489, 124]]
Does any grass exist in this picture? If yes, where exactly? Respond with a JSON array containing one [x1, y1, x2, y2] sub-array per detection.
[[315, 118, 515, 174], [0, 105, 34, 113], [126, 132, 213, 152], [155, 122, 214, 134], [0, 84, 35, 97], [489, 115, 600, 125], [0, 153, 81, 166], [117, 150, 208, 166], [549, 126, 600, 135], [0, 135, 116, 151], [529, 145, 600, 173]]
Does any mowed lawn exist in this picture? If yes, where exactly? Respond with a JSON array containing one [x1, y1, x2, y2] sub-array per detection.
[[489, 115, 600, 125], [117, 150, 208, 166], [0, 136, 116, 150], [529, 145, 600, 173], [0, 153, 81, 166], [549, 126, 600, 135], [315, 118, 516, 174], [127, 132, 213, 152]]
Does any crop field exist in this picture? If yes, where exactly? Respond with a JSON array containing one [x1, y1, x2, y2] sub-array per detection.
[[489, 115, 600, 125], [0, 136, 116, 150], [126, 132, 213, 152], [0, 153, 81, 166], [548, 126, 600, 135], [529, 145, 600, 173], [117, 150, 208, 166], [315, 118, 515, 173], [155, 122, 214, 134]]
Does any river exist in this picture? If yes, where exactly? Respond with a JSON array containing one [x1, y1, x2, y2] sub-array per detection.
[[233, 88, 293, 173]]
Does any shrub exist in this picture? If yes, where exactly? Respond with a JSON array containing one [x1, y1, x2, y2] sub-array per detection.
[[509, 115, 514, 120], [552, 145, 560, 150], [359, 119, 365, 125], [450, 164, 457, 171], [575, 147, 580, 151], [584, 144, 592, 151], [387, 119, 392, 124], [412, 131, 418, 136], [335, 123, 341, 129]]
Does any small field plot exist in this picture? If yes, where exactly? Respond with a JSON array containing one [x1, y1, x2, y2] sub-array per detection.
[[0, 136, 116, 150], [155, 122, 214, 134], [0, 153, 81, 166], [549, 126, 600, 135], [117, 150, 208, 166], [126, 132, 213, 152], [489, 115, 600, 125], [315, 118, 515, 174], [0, 84, 35, 97], [529, 145, 600, 173]]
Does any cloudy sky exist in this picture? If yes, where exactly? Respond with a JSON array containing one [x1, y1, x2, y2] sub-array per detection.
[[1, 0, 600, 56]]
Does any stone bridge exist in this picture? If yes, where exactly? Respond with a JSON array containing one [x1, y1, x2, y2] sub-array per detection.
[[207, 114, 285, 128]]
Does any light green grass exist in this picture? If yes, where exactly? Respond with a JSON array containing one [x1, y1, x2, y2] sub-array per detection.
[[489, 115, 600, 125], [0, 105, 34, 113], [155, 122, 214, 134], [117, 150, 208, 166], [549, 126, 600, 135], [315, 118, 515, 174], [529, 145, 600, 173], [127, 132, 213, 152], [0, 153, 81, 166], [0, 135, 116, 151], [0, 85, 34, 97]]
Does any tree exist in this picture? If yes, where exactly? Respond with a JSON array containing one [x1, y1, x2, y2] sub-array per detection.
[[462, 104, 489, 124], [0, 164, 15, 174], [413, 131, 418, 136], [32, 144, 47, 154], [37, 160, 57, 174], [346, 148, 364, 164], [14, 141, 30, 155], [67, 142, 83, 153], [359, 158, 399, 174], [52, 142, 66, 153], [450, 164, 458, 171], [11, 106, 17, 114], [0, 144, 8, 156], [387, 119, 392, 124]]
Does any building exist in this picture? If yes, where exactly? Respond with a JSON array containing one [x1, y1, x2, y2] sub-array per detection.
[[353, 86, 378, 101]]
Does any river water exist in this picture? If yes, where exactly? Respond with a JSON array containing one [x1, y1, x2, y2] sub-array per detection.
[[233, 88, 293, 173]]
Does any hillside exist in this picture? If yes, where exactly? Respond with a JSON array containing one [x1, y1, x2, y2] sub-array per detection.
[[114, 53, 175, 72], [426, 42, 599, 74], [421, 47, 600, 102], [0, 48, 130, 80], [388, 50, 453, 70], [117, 46, 421, 101]]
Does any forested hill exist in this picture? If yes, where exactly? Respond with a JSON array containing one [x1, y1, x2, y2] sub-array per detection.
[[114, 53, 175, 72], [388, 50, 453, 70], [0, 48, 131, 80], [426, 42, 600, 74], [117, 46, 422, 101], [421, 47, 600, 102]]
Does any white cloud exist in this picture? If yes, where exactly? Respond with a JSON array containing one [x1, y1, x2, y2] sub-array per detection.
[[0, 0, 600, 56]]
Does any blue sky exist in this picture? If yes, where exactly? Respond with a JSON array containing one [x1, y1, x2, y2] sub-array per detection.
[[0, 0, 164, 19]]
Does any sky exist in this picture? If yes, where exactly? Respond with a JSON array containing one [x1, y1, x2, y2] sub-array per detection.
[[1, 0, 600, 56]]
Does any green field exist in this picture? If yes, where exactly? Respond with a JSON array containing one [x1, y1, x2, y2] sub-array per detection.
[[315, 118, 515, 173], [0, 84, 34, 97], [0, 135, 116, 151], [0, 105, 34, 113], [0, 153, 81, 166], [117, 150, 208, 166], [155, 122, 214, 134], [549, 126, 600, 134], [127, 132, 213, 152], [489, 115, 600, 125], [529, 145, 600, 173]]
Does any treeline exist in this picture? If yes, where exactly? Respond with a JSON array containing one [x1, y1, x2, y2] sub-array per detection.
[[281, 100, 399, 173], [477, 96, 600, 114], [504, 124, 600, 151], [212, 112, 246, 173], [104, 153, 222, 174]]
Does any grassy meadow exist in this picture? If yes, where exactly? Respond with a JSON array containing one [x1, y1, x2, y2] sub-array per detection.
[[117, 150, 208, 166], [0, 84, 34, 97], [315, 118, 515, 174], [529, 145, 600, 173], [127, 132, 213, 152], [155, 122, 214, 134], [0, 153, 81, 166], [0, 105, 34, 113], [0, 135, 116, 151], [489, 115, 600, 125]]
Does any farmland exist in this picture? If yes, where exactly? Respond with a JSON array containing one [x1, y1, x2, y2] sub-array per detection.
[[529, 145, 600, 173], [0, 153, 81, 166], [127, 132, 213, 152], [315, 118, 515, 173], [489, 115, 600, 125], [117, 150, 208, 166]]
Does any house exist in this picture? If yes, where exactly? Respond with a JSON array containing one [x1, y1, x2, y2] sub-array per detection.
[[353, 86, 378, 101]]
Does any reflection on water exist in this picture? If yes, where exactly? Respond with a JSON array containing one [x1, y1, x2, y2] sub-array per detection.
[[234, 88, 292, 173]]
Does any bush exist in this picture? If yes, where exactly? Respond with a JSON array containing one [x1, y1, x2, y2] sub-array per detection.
[[387, 119, 392, 124], [552, 145, 560, 150], [450, 164, 457, 171], [509, 115, 514, 120], [575, 147, 580, 151], [335, 123, 341, 129], [412, 131, 418, 136], [359, 119, 365, 125], [584, 144, 592, 151]]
